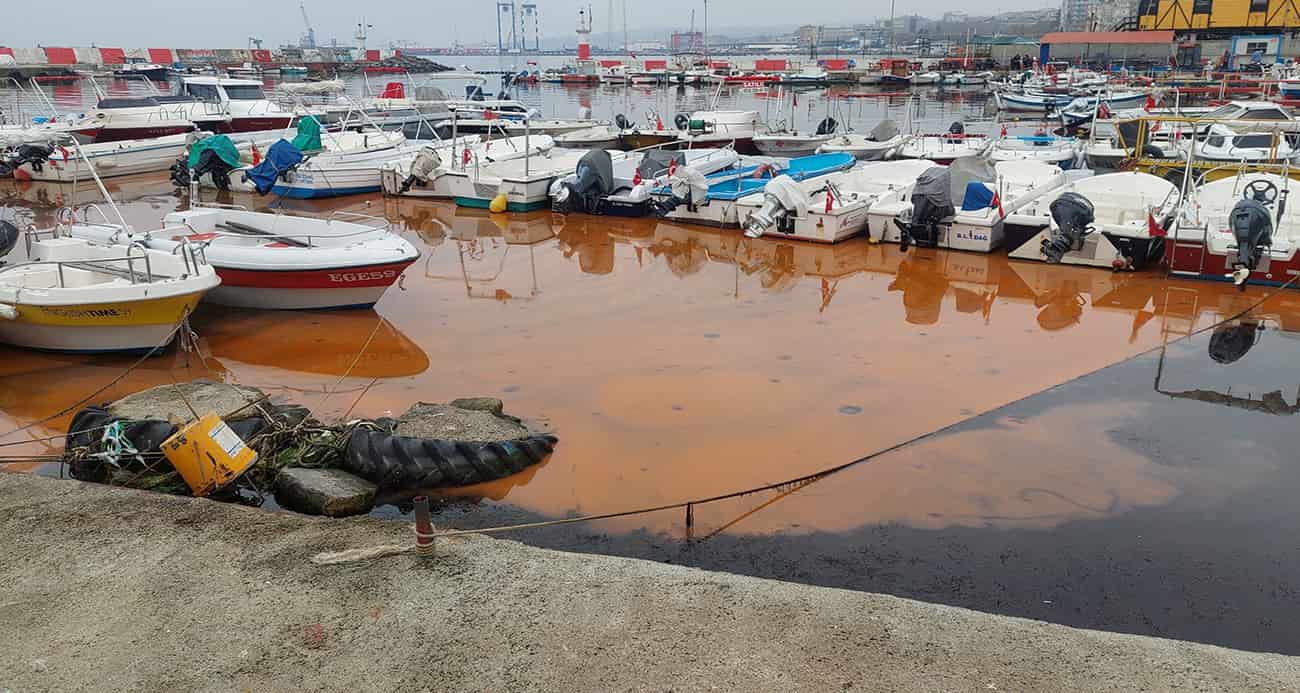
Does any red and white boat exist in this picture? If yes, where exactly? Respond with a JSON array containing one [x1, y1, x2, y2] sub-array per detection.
[[73, 77, 298, 142], [68, 208, 419, 310], [1168, 172, 1300, 289]]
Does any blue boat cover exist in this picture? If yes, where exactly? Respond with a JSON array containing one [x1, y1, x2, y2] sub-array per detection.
[[694, 152, 856, 201], [961, 181, 995, 211], [245, 139, 304, 195]]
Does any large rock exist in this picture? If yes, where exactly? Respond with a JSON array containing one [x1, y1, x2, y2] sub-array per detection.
[[108, 381, 267, 425], [275, 468, 376, 518], [393, 401, 528, 442]]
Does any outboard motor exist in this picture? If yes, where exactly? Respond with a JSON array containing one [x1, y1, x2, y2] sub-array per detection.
[[399, 147, 443, 193], [815, 117, 838, 136], [614, 113, 631, 130], [947, 121, 965, 136], [552, 149, 614, 215], [0, 220, 19, 262], [894, 166, 954, 252], [674, 113, 690, 131], [744, 175, 809, 239], [654, 167, 708, 216], [1042, 192, 1095, 264], [1228, 180, 1280, 289], [179, 147, 236, 191], [0, 143, 56, 176]]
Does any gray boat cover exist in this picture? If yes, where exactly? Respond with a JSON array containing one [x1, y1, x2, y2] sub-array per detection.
[[869, 120, 900, 142], [577, 149, 615, 195]]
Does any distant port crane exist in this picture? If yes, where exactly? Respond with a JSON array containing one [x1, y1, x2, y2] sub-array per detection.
[[299, 0, 317, 49]]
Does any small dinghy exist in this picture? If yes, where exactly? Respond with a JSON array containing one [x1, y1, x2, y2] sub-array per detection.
[[69, 207, 418, 310], [897, 123, 989, 165], [553, 124, 622, 149], [739, 159, 934, 243], [988, 134, 1082, 168], [816, 120, 909, 161], [370, 135, 554, 202], [1168, 172, 1300, 289], [0, 218, 218, 352], [550, 148, 740, 217], [650, 152, 857, 228], [1007, 172, 1179, 270], [7, 133, 191, 182]]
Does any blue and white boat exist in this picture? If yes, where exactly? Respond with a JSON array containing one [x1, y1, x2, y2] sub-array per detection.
[[651, 152, 857, 227], [988, 134, 1082, 169]]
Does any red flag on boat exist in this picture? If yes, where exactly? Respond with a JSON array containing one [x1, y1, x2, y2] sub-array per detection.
[[1147, 211, 1166, 237], [1098, 102, 1111, 119], [668, 159, 678, 177], [633, 169, 642, 186], [1144, 94, 1155, 112], [992, 192, 1004, 219], [251, 143, 261, 166], [656, 115, 664, 130], [463, 148, 472, 165], [484, 108, 497, 121], [824, 187, 835, 213], [1000, 123, 1008, 138], [792, 91, 798, 107]]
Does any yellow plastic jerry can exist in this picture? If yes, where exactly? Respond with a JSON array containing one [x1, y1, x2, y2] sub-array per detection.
[[161, 413, 259, 497]]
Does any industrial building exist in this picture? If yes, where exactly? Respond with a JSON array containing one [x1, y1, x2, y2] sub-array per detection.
[[1132, 0, 1300, 65]]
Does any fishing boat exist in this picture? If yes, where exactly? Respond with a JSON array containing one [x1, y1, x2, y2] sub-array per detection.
[[1167, 172, 1300, 289], [379, 135, 555, 201], [0, 219, 217, 352], [113, 59, 171, 82], [988, 134, 1082, 168], [227, 63, 262, 79], [897, 125, 989, 165], [10, 133, 190, 182], [69, 207, 418, 311], [1175, 125, 1297, 164], [550, 148, 741, 217], [816, 120, 909, 161], [1007, 172, 1179, 270], [650, 152, 857, 227], [739, 159, 934, 242], [866, 159, 1084, 253]]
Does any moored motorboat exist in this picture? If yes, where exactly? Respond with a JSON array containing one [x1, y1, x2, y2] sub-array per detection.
[[1007, 171, 1179, 270], [816, 120, 909, 161], [68, 207, 419, 310], [11, 134, 191, 182], [988, 134, 1082, 168], [1168, 172, 1300, 289], [897, 124, 989, 165], [650, 152, 857, 227], [378, 135, 557, 203], [0, 220, 217, 352], [549, 148, 740, 217]]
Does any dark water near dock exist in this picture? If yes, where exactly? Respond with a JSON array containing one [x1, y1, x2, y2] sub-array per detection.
[[0, 77, 1296, 655]]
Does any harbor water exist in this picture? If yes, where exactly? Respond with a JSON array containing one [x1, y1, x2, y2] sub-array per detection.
[[1, 74, 1298, 655]]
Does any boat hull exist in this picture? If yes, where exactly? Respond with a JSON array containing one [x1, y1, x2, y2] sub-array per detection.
[[0, 293, 205, 353], [89, 124, 195, 143], [210, 259, 417, 310]]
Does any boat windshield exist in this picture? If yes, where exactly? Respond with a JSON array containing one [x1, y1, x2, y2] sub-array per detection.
[[1236, 134, 1277, 148], [1202, 104, 1244, 120], [225, 85, 267, 101]]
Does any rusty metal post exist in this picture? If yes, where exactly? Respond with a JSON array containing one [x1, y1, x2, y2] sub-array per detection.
[[414, 496, 434, 558]]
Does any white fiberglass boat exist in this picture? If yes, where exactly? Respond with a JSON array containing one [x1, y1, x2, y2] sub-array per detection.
[[1177, 125, 1297, 164], [1008, 172, 1180, 270], [897, 127, 990, 164], [379, 135, 557, 204], [13, 134, 190, 182], [549, 148, 741, 217], [1168, 172, 1300, 289], [69, 207, 419, 310], [988, 134, 1082, 168], [739, 159, 935, 243], [0, 219, 217, 352], [816, 120, 909, 161]]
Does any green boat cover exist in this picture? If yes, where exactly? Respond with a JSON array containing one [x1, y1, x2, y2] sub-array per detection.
[[292, 116, 323, 152], [187, 135, 240, 169]]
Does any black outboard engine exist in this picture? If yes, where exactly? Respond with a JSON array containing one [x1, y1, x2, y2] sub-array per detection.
[[815, 117, 838, 136], [0, 220, 19, 263], [894, 166, 953, 252], [614, 113, 631, 130], [1228, 180, 1279, 289], [552, 149, 614, 215], [1042, 192, 1095, 264], [947, 121, 965, 135], [0, 143, 56, 176], [674, 113, 690, 131], [172, 148, 235, 191]]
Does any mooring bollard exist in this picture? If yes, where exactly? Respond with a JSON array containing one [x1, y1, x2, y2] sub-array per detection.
[[414, 495, 434, 558]]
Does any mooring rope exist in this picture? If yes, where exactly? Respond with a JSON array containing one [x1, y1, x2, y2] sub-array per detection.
[[312, 271, 1300, 565]]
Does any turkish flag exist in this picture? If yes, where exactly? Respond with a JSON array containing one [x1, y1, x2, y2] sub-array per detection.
[[1148, 211, 1166, 238], [992, 192, 1004, 219]]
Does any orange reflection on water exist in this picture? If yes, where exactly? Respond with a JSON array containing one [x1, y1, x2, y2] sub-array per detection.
[[1, 180, 1294, 538]]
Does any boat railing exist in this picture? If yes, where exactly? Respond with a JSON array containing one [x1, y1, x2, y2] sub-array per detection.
[[0, 248, 156, 287], [326, 210, 391, 232]]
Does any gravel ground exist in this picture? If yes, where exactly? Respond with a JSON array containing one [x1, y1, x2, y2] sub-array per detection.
[[1, 473, 1298, 692], [394, 402, 529, 442]]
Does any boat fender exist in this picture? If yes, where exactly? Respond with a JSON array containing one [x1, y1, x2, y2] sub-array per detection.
[[490, 192, 509, 213], [343, 422, 558, 491]]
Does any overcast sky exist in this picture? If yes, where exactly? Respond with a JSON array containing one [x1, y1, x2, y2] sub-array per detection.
[[10, 0, 1057, 49]]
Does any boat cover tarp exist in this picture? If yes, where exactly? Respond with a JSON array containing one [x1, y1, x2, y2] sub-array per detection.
[[870, 120, 899, 142], [961, 182, 995, 211], [277, 80, 345, 96], [291, 116, 322, 152], [187, 135, 240, 170], [911, 166, 952, 208], [244, 139, 304, 195], [637, 150, 685, 179], [948, 156, 996, 201]]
